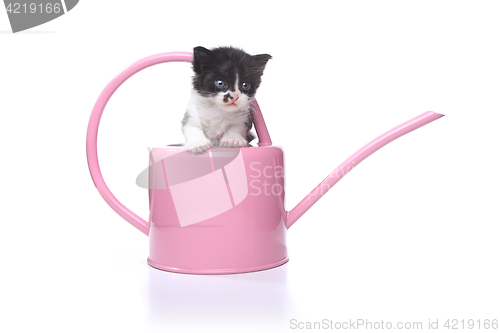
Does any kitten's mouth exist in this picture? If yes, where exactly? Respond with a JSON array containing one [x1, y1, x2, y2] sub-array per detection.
[[225, 102, 239, 108]]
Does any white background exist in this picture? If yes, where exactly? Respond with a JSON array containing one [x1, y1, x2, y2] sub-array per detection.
[[1, 1, 499, 332]]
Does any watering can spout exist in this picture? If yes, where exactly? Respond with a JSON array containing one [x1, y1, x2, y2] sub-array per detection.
[[285, 111, 444, 229]]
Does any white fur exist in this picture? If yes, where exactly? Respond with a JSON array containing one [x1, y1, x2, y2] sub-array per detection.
[[182, 89, 252, 153]]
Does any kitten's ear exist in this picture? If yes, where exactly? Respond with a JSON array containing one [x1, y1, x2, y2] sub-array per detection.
[[253, 54, 272, 75], [193, 46, 212, 73]]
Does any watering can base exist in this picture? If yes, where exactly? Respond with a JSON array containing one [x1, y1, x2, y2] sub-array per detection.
[[147, 256, 289, 275]]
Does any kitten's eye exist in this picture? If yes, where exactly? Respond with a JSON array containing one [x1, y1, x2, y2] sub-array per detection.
[[215, 80, 226, 88], [241, 82, 251, 90]]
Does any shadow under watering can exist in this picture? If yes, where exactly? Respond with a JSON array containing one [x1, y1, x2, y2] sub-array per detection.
[[86, 52, 444, 275]]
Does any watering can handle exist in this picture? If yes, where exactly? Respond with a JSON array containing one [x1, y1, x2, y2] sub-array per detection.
[[86, 52, 273, 235]]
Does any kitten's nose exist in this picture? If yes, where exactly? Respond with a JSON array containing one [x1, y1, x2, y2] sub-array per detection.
[[230, 92, 239, 101]]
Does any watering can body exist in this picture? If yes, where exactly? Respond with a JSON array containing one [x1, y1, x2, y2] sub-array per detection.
[[147, 146, 288, 274], [86, 52, 444, 274]]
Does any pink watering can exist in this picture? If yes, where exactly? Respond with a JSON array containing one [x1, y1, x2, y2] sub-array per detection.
[[86, 52, 444, 274]]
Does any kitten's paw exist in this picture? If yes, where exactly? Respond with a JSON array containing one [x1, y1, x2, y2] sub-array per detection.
[[220, 137, 247, 148], [184, 139, 211, 153]]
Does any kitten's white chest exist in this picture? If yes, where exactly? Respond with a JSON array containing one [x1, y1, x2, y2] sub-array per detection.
[[201, 117, 228, 140], [183, 91, 251, 149]]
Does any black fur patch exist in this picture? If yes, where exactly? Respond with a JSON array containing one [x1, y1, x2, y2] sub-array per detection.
[[223, 92, 233, 103]]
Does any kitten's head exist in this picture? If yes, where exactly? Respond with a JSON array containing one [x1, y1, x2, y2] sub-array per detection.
[[192, 46, 272, 112]]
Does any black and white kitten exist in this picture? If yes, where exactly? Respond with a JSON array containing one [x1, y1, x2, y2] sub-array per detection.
[[182, 46, 272, 153]]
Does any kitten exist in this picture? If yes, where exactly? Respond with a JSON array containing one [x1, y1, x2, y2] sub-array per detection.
[[182, 46, 272, 153]]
